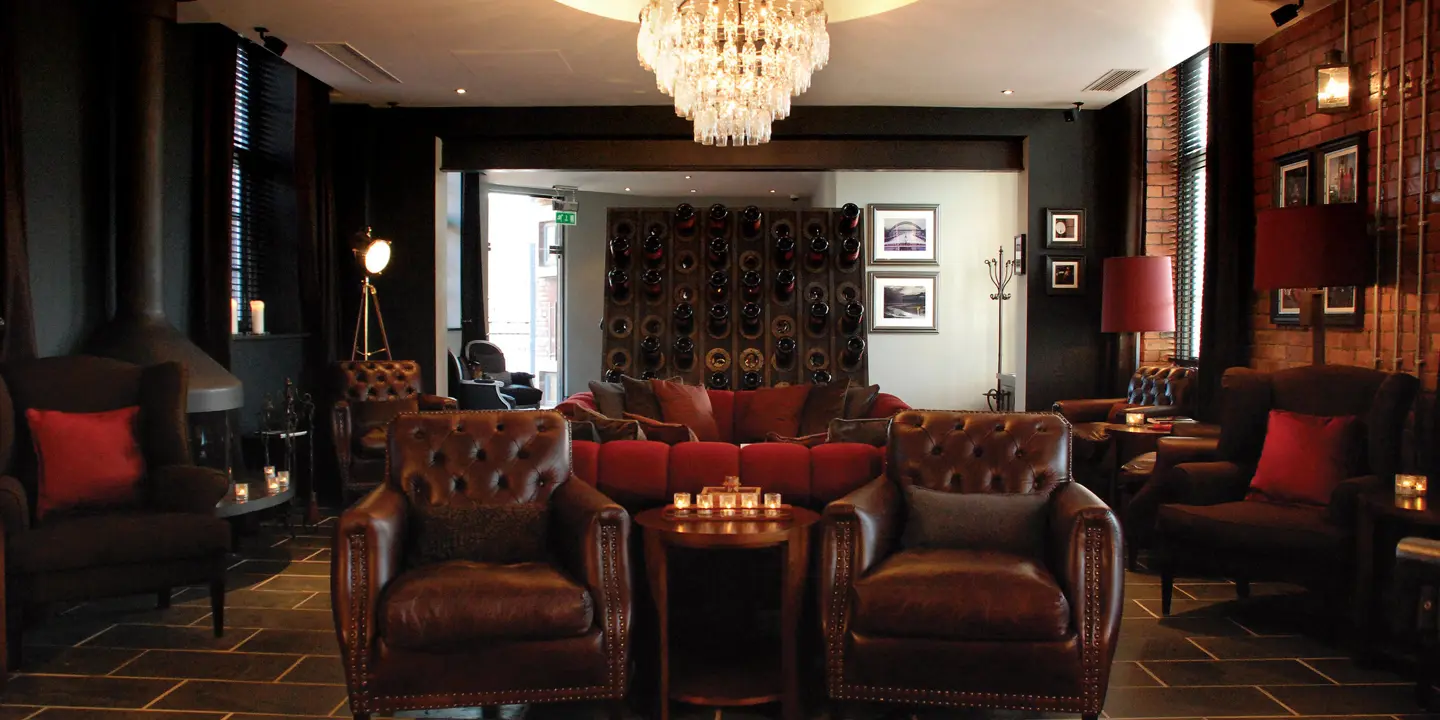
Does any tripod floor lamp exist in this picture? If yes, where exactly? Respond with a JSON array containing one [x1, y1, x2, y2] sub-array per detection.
[[350, 228, 394, 361]]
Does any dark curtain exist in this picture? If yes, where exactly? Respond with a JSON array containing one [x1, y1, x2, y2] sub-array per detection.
[[1196, 43, 1256, 420], [189, 24, 239, 367], [0, 0, 37, 360], [1095, 86, 1147, 394]]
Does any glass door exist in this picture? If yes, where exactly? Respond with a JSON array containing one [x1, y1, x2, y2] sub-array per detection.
[[486, 191, 564, 405]]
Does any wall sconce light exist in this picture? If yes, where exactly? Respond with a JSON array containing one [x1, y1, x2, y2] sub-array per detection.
[[1316, 50, 1355, 113]]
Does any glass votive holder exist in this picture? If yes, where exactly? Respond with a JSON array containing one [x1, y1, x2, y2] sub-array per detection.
[[277, 470, 290, 492], [1398, 495, 1429, 512], [1125, 411, 1146, 427], [673, 493, 692, 514], [764, 493, 782, 516], [267, 476, 280, 494], [233, 484, 249, 503], [722, 475, 742, 491], [740, 493, 759, 516], [718, 492, 738, 516], [696, 494, 714, 516], [1397, 474, 1429, 499]]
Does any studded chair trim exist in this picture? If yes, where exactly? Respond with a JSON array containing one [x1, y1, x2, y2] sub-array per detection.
[[1125, 364, 1195, 410], [335, 360, 424, 403]]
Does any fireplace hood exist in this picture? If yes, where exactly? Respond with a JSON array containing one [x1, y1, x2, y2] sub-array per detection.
[[87, 0, 243, 414]]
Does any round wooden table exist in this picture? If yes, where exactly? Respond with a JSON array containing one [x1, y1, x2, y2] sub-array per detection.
[[636, 506, 820, 720], [1102, 423, 1171, 507]]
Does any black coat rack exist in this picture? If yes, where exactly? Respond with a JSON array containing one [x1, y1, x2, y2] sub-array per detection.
[[984, 246, 1020, 411]]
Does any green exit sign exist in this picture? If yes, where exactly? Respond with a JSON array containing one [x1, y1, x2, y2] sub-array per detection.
[[555, 211, 578, 226]]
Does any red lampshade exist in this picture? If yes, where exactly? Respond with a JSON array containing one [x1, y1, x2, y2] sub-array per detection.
[[1254, 204, 1369, 290], [1101, 256, 1176, 333]]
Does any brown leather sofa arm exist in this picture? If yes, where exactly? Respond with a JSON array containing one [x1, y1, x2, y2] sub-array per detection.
[[1170, 460, 1253, 506], [820, 476, 899, 643], [1328, 474, 1387, 527], [1052, 398, 1125, 424], [418, 394, 458, 411], [0, 475, 29, 538], [333, 484, 409, 681], [149, 465, 230, 514], [1047, 482, 1123, 705], [332, 402, 353, 483], [551, 477, 632, 691]]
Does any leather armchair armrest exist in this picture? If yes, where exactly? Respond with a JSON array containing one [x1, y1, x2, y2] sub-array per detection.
[[149, 465, 229, 514], [1153, 436, 1221, 480], [419, 394, 457, 411], [0, 475, 30, 538], [1328, 474, 1387, 527], [1048, 482, 1124, 709], [333, 484, 409, 681], [332, 402, 353, 484], [510, 371, 536, 387], [820, 476, 899, 651], [551, 477, 631, 692], [1170, 460, 1253, 506], [1052, 398, 1125, 424]]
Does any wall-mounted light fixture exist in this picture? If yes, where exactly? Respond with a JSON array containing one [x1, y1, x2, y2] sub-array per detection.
[[1316, 50, 1355, 112]]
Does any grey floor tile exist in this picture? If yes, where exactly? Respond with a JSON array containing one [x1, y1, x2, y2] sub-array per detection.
[[1263, 683, 1429, 715], [1126, 584, 1169, 601], [175, 588, 314, 610], [1115, 635, 1212, 662], [112, 649, 302, 681], [194, 608, 333, 632], [232, 629, 340, 656], [1303, 657, 1412, 685], [21, 645, 143, 675], [277, 656, 346, 685], [229, 560, 330, 577], [296, 594, 331, 611], [1137, 599, 1239, 618], [79, 625, 252, 652], [1174, 582, 1301, 600], [1121, 617, 1252, 639], [1, 676, 179, 709], [251, 575, 329, 593], [1189, 635, 1345, 660], [1141, 659, 1330, 687], [151, 680, 348, 716], [1102, 686, 1291, 718], [1110, 661, 1164, 688], [29, 711, 223, 720]]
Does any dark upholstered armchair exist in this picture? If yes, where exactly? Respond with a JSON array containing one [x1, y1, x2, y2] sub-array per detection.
[[332, 411, 631, 719], [331, 361, 456, 505], [1052, 364, 1196, 487], [0, 356, 231, 669], [446, 350, 512, 410], [1136, 365, 1418, 616], [820, 410, 1123, 720], [465, 341, 543, 408]]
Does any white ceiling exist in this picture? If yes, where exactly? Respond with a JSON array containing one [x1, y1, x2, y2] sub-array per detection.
[[487, 170, 827, 198], [179, 0, 1307, 110]]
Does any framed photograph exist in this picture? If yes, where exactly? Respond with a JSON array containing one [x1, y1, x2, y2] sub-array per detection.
[[1318, 133, 1366, 326], [1014, 233, 1027, 275], [1268, 287, 1365, 327], [1045, 208, 1085, 249], [867, 204, 939, 265], [868, 271, 939, 333], [1274, 151, 1312, 208], [1046, 255, 1085, 296]]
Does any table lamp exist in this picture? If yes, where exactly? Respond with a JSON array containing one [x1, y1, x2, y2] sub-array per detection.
[[1101, 256, 1176, 377], [1254, 204, 1368, 365]]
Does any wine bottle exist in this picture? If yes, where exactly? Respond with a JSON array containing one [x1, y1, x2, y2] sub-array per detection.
[[607, 269, 630, 301], [708, 270, 730, 302], [741, 205, 763, 238], [609, 236, 632, 267], [673, 302, 695, 333], [642, 269, 664, 300], [839, 203, 861, 234], [742, 371, 763, 390], [709, 372, 731, 390], [604, 368, 623, 383], [775, 336, 797, 365], [643, 232, 664, 267], [708, 303, 730, 336], [707, 237, 729, 267], [741, 270, 763, 302], [839, 236, 861, 268], [842, 336, 866, 367], [674, 203, 697, 237], [673, 336, 695, 366], [808, 301, 830, 334], [774, 234, 796, 267], [641, 335, 662, 365], [640, 370, 658, 380], [811, 369, 834, 384], [841, 300, 864, 334], [774, 269, 796, 300], [707, 204, 729, 237], [806, 235, 830, 271], [740, 302, 762, 335]]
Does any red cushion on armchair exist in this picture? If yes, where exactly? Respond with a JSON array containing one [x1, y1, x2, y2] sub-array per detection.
[[1248, 410, 1359, 506], [26, 406, 145, 518]]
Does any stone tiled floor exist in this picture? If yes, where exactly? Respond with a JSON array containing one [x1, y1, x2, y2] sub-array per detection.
[[0, 518, 1433, 720]]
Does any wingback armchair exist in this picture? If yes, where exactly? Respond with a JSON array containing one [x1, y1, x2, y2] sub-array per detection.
[[1138, 365, 1418, 616], [332, 411, 632, 719], [465, 341, 543, 408], [331, 361, 456, 505], [0, 356, 231, 669], [820, 410, 1123, 720], [1052, 364, 1196, 488]]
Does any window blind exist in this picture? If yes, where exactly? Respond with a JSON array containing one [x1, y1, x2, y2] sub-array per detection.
[[230, 42, 293, 332], [1174, 49, 1210, 361]]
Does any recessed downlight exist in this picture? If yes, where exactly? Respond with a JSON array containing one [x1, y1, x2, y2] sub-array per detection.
[[456, 88, 467, 94], [625, 187, 632, 192], [770, 189, 776, 193], [690, 189, 697, 193], [685, 175, 692, 179], [1001, 89, 1014, 95]]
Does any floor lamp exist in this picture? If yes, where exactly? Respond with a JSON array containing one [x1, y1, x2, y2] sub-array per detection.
[[350, 228, 394, 361], [1254, 204, 1367, 366], [1102, 256, 1176, 381]]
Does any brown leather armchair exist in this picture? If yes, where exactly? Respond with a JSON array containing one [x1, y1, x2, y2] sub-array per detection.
[[1052, 365, 1196, 488], [331, 360, 456, 505], [331, 410, 631, 719], [1138, 365, 1418, 616], [0, 356, 231, 669], [820, 410, 1123, 720]]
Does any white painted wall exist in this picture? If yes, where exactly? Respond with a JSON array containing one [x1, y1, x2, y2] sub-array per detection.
[[832, 171, 1026, 410]]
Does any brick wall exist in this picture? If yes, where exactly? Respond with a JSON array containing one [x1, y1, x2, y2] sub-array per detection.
[[1142, 69, 1180, 365], [1252, 0, 1440, 394]]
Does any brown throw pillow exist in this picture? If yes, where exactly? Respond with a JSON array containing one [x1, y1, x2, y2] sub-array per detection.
[[765, 431, 827, 448], [621, 375, 663, 420], [736, 384, 812, 443], [575, 406, 646, 443], [587, 380, 627, 418], [799, 380, 850, 436], [827, 417, 891, 447], [625, 413, 698, 445], [900, 486, 1048, 557], [844, 384, 881, 419], [408, 502, 550, 567], [652, 379, 721, 442], [352, 397, 420, 459], [568, 420, 600, 444]]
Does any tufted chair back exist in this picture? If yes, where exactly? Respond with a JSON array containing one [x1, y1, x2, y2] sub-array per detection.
[[388, 411, 571, 508], [334, 360, 423, 404], [1126, 364, 1195, 410], [464, 341, 508, 375], [887, 410, 1071, 495]]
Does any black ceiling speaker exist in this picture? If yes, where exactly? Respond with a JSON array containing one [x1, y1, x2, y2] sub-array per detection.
[[255, 26, 288, 56], [1271, 1, 1304, 27]]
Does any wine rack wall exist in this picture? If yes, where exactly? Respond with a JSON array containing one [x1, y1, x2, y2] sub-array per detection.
[[602, 204, 869, 390]]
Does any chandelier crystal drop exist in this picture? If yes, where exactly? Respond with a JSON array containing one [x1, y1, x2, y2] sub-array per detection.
[[638, 0, 829, 147]]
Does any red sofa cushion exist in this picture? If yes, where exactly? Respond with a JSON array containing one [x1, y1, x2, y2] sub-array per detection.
[[652, 380, 720, 442], [27, 406, 146, 519], [741, 443, 814, 506], [594, 440, 672, 507], [708, 389, 736, 443], [869, 393, 909, 419], [812, 443, 885, 503], [1248, 410, 1358, 506], [669, 443, 742, 495], [735, 385, 812, 443]]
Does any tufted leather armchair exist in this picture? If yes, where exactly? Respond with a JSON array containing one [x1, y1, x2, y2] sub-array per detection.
[[331, 410, 631, 720], [331, 361, 457, 505], [820, 410, 1123, 720], [1052, 364, 1196, 489]]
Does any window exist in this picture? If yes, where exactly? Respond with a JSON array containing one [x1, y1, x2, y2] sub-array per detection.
[[1174, 49, 1209, 361], [230, 43, 257, 330]]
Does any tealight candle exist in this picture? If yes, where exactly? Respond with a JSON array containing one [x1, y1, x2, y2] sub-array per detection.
[[740, 493, 759, 516], [267, 475, 280, 494], [263, 466, 276, 482], [696, 494, 714, 516], [718, 493, 737, 516], [1125, 411, 1146, 427], [277, 470, 290, 492], [233, 484, 249, 502], [1398, 495, 1429, 512], [673, 493, 692, 514], [765, 493, 782, 516], [1397, 474, 1429, 499]]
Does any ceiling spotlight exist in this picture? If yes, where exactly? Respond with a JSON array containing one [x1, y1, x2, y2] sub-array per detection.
[[685, 175, 692, 179], [624, 187, 632, 192], [1271, 0, 1304, 27], [770, 189, 776, 193], [254, 27, 287, 57], [690, 189, 697, 193], [455, 88, 466, 95], [1002, 89, 1014, 95], [1063, 101, 1085, 123]]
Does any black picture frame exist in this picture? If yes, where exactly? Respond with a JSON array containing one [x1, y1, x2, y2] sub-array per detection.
[[1014, 233, 1027, 275], [1044, 208, 1085, 249], [1317, 132, 1367, 327], [1045, 255, 1085, 296], [1269, 151, 1311, 325]]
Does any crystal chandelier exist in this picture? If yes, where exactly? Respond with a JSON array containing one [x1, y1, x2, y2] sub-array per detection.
[[638, 0, 829, 146]]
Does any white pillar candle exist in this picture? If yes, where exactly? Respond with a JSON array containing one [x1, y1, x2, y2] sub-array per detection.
[[250, 300, 266, 334], [230, 298, 239, 335]]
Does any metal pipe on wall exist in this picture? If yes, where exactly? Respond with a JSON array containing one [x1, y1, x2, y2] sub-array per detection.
[[1395, 0, 1407, 372], [1374, 0, 1386, 368], [1418, 0, 1432, 369]]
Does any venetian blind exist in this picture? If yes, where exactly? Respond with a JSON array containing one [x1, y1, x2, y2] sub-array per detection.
[[230, 42, 294, 331], [1174, 48, 1210, 361]]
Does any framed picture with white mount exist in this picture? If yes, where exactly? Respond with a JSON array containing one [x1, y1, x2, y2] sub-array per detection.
[[868, 271, 939, 333], [1269, 150, 1312, 325], [1044, 208, 1085, 249], [1045, 255, 1085, 296], [867, 204, 939, 265], [1317, 133, 1366, 327]]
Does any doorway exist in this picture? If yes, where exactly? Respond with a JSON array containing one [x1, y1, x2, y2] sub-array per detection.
[[486, 191, 564, 405]]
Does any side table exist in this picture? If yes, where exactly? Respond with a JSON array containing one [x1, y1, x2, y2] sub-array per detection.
[[1102, 424, 1171, 508], [1353, 490, 1440, 655], [636, 506, 820, 720]]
